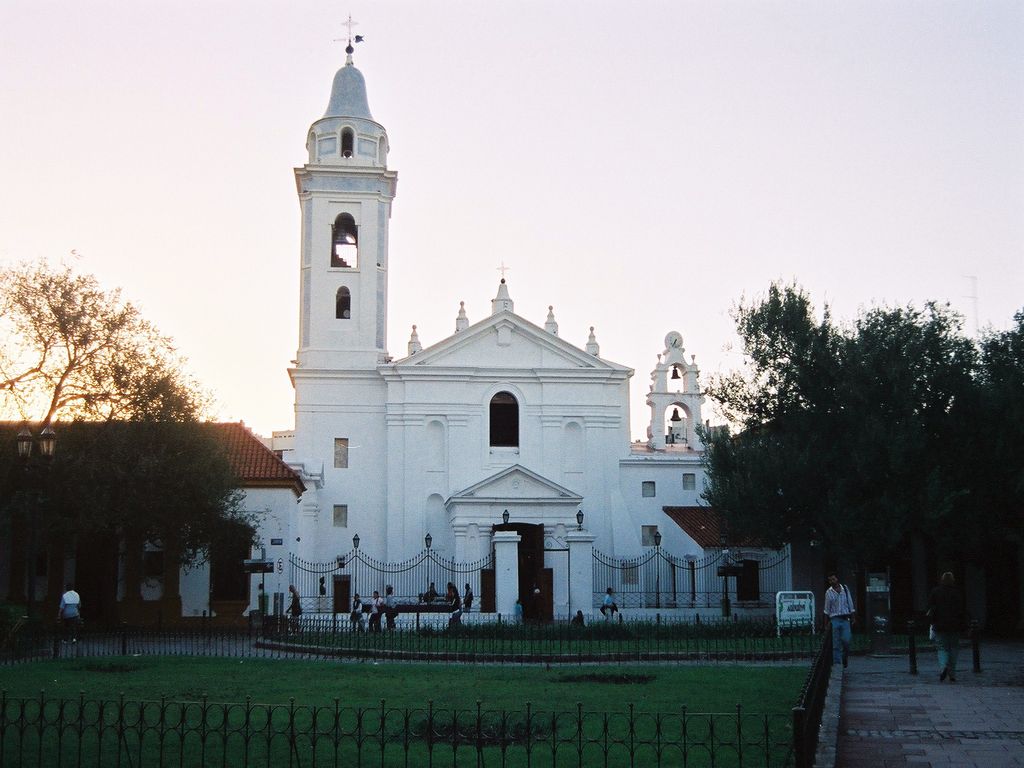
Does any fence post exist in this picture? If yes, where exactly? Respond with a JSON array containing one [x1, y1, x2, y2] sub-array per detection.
[[971, 620, 981, 673], [907, 619, 917, 675], [120, 622, 128, 656], [791, 705, 807, 768]]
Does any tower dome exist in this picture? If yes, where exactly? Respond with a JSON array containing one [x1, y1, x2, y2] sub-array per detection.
[[306, 49, 388, 168], [324, 61, 373, 120]]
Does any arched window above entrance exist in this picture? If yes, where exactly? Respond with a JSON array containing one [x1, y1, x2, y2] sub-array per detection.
[[489, 392, 519, 448]]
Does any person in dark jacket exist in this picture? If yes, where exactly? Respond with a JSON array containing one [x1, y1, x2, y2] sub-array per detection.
[[928, 571, 967, 682]]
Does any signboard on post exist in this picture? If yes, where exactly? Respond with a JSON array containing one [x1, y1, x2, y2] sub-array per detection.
[[776, 591, 816, 636], [242, 559, 275, 574]]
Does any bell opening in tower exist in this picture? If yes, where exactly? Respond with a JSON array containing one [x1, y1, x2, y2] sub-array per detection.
[[331, 213, 358, 268]]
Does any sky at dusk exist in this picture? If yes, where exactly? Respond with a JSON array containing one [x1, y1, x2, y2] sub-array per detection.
[[2, 1, 1021, 439]]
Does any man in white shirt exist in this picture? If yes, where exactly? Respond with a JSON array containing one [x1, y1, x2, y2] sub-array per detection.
[[58, 584, 82, 642], [823, 573, 856, 667]]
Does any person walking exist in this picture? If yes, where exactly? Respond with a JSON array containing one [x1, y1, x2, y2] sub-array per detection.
[[928, 571, 967, 682], [350, 593, 365, 632], [600, 587, 618, 621], [286, 585, 302, 634], [824, 573, 856, 667], [368, 590, 383, 633], [57, 584, 82, 643], [384, 585, 398, 631], [446, 582, 463, 627]]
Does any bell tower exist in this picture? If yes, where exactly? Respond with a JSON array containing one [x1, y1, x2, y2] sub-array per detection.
[[293, 39, 397, 370], [647, 331, 705, 451]]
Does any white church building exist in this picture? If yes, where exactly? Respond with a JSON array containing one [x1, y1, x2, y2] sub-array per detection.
[[262, 44, 787, 620]]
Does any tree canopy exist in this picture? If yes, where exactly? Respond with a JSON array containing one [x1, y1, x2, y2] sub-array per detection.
[[0, 263, 247, 605], [0, 262, 208, 424], [703, 283, 1020, 567]]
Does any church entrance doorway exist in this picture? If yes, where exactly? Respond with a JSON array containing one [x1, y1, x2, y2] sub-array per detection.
[[493, 522, 552, 622]]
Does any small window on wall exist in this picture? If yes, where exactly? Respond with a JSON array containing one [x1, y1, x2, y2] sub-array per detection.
[[341, 127, 354, 157], [682, 473, 696, 490], [331, 213, 358, 268], [336, 287, 351, 319], [622, 566, 639, 585], [641, 481, 656, 498], [641, 525, 660, 546], [334, 438, 349, 468], [333, 505, 348, 527]]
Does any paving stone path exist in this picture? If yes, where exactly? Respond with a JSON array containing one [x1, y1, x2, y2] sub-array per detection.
[[835, 640, 1024, 767]]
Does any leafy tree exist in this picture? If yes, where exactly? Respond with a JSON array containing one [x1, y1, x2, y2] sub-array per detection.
[[960, 312, 1024, 555], [0, 263, 247, 617], [0, 262, 208, 424], [703, 284, 982, 566]]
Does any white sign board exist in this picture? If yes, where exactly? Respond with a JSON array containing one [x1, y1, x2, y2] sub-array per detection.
[[776, 591, 816, 636]]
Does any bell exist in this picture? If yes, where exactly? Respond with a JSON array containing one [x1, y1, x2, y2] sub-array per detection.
[[670, 408, 682, 422], [671, 367, 681, 380]]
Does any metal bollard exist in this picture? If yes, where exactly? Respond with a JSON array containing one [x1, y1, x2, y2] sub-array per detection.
[[907, 619, 918, 675], [971, 620, 981, 673]]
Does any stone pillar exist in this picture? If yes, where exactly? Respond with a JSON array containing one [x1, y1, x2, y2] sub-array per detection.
[[566, 530, 596, 615], [492, 531, 521, 619]]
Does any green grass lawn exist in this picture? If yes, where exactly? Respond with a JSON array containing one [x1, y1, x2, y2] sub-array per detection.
[[1, 657, 805, 767], [2, 655, 805, 712]]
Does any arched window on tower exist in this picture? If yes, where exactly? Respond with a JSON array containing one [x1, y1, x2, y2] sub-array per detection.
[[341, 128, 354, 158], [489, 392, 519, 448], [331, 213, 358, 268], [336, 286, 351, 319]]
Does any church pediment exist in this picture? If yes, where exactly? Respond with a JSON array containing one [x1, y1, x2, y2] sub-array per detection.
[[449, 464, 582, 504], [391, 312, 630, 374]]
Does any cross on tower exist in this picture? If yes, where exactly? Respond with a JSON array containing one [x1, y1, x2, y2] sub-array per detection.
[[333, 14, 363, 53], [341, 14, 358, 41], [497, 261, 511, 281]]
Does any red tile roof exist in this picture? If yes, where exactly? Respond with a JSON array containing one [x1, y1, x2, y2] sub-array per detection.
[[206, 422, 305, 496], [2, 420, 304, 497], [663, 506, 766, 548]]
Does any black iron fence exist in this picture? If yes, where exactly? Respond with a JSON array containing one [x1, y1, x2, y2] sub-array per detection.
[[3, 619, 827, 667], [0, 691, 795, 767], [593, 548, 791, 610], [289, 548, 494, 615], [790, 623, 833, 768]]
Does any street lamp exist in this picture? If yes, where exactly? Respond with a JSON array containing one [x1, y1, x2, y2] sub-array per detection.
[[16, 428, 33, 459], [424, 533, 432, 550], [38, 426, 57, 458], [352, 533, 360, 550], [16, 425, 57, 621], [654, 530, 662, 547], [576, 510, 584, 531], [502, 509, 510, 525]]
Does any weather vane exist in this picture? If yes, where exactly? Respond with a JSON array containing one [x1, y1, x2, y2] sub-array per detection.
[[333, 14, 364, 54]]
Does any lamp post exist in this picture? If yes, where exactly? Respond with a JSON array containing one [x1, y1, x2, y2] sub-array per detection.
[[424, 533, 432, 550], [16, 425, 57, 621], [352, 534, 360, 550], [502, 509, 510, 525], [576, 510, 584, 531]]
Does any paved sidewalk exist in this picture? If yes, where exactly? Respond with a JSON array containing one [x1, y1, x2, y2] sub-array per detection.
[[835, 641, 1024, 767]]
